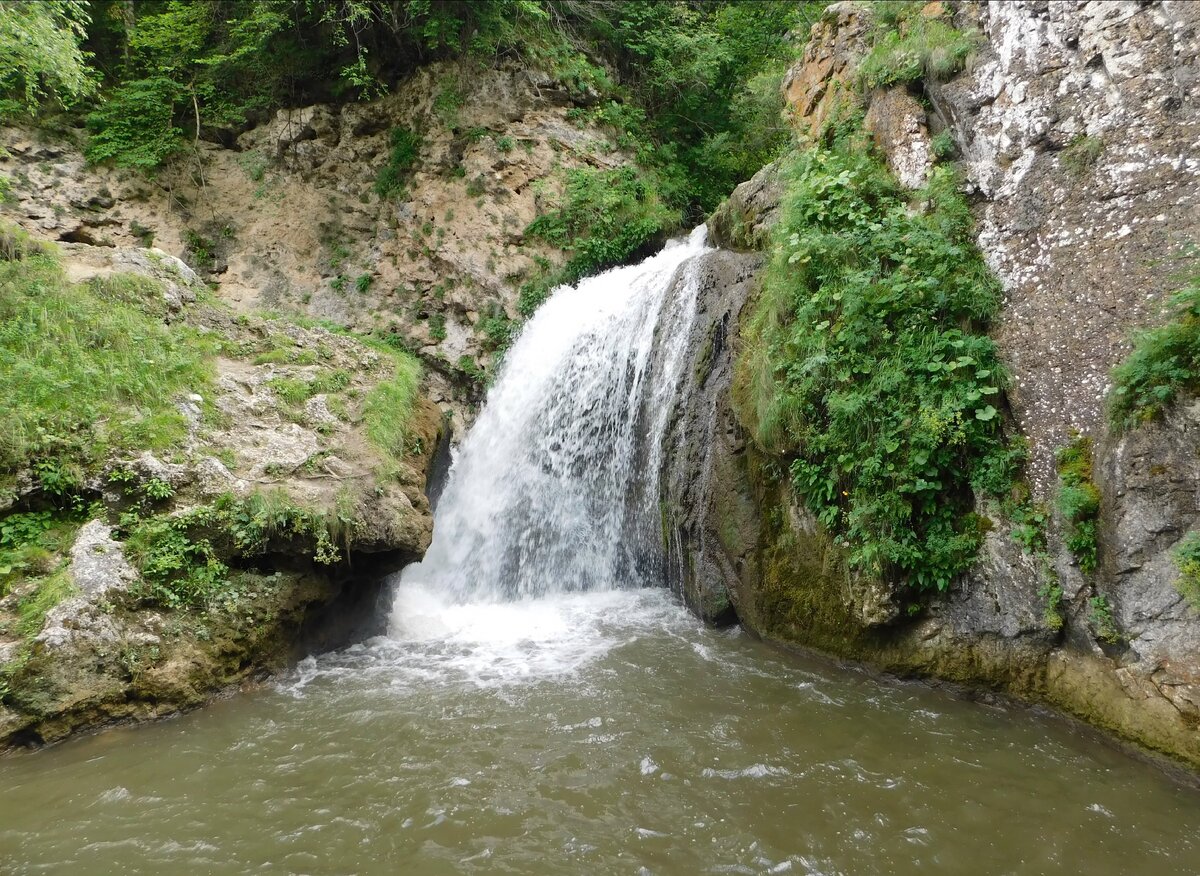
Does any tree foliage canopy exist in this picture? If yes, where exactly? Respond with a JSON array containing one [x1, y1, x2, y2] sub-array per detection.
[[0, 0, 97, 116]]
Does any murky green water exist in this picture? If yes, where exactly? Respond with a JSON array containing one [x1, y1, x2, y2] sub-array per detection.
[[1, 588, 1198, 875]]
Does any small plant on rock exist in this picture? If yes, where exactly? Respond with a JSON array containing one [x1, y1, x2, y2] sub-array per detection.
[[1172, 531, 1200, 610], [1056, 434, 1100, 575], [1088, 594, 1121, 644]]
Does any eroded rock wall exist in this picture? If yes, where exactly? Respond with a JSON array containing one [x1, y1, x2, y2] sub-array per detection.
[[700, 0, 1200, 769]]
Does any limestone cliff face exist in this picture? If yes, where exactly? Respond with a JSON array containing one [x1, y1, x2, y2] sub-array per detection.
[[697, 0, 1200, 769], [0, 58, 631, 432]]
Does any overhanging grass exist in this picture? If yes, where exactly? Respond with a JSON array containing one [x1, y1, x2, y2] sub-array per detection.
[[0, 241, 218, 484], [1109, 275, 1200, 429], [361, 341, 423, 463]]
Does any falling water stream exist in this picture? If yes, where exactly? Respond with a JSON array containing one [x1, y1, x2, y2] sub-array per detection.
[[3, 231, 1200, 874]]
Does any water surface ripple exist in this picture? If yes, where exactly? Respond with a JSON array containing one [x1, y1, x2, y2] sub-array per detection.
[[1, 588, 1198, 875]]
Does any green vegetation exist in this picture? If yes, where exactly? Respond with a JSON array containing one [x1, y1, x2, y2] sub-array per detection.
[[1109, 274, 1200, 429], [523, 165, 677, 306], [1173, 532, 1200, 611], [428, 313, 447, 342], [1061, 134, 1104, 177], [930, 130, 956, 161], [0, 232, 216, 493], [267, 368, 351, 408], [373, 126, 422, 199], [1088, 594, 1120, 644], [1039, 579, 1065, 632], [0, 0, 96, 118], [736, 122, 1015, 592], [361, 344, 422, 465], [123, 490, 350, 608], [0, 512, 78, 598], [1056, 434, 1100, 575], [857, 1, 981, 90]]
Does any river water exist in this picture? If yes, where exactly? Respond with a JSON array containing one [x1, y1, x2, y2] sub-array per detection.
[[2, 588, 1199, 874], [2, 231, 1199, 873]]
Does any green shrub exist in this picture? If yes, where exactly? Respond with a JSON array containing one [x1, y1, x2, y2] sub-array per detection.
[[930, 130, 956, 161], [736, 129, 1014, 592], [1039, 579, 1064, 631], [526, 166, 677, 286], [1055, 434, 1100, 574], [1172, 531, 1200, 610], [858, 3, 980, 89], [429, 313, 447, 342], [355, 273, 373, 294], [1088, 594, 1120, 644], [1109, 275, 1200, 429], [0, 511, 74, 597], [122, 490, 359, 608], [85, 77, 185, 169], [373, 127, 422, 199]]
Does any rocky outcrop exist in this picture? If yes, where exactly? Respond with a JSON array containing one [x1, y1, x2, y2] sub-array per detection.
[[0, 58, 637, 431], [706, 162, 783, 253], [0, 242, 443, 750], [657, 249, 762, 623], [701, 0, 1200, 770], [782, 1, 870, 139], [931, 0, 1200, 496]]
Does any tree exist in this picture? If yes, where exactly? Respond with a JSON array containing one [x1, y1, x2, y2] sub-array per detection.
[[0, 0, 97, 117]]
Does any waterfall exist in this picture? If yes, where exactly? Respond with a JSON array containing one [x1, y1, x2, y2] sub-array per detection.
[[389, 227, 711, 621]]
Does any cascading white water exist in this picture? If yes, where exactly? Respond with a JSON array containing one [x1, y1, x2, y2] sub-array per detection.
[[389, 227, 711, 628]]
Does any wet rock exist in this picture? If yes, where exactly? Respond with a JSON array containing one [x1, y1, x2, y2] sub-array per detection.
[[707, 161, 783, 252], [658, 249, 763, 624]]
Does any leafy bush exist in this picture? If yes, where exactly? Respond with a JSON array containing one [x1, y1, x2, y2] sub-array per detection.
[[123, 491, 351, 608], [1088, 594, 1120, 644], [0, 512, 66, 596], [1109, 275, 1200, 429], [428, 313, 447, 342], [736, 130, 1014, 592], [526, 166, 677, 285], [858, 3, 980, 89], [84, 76, 185, 169], [1056, 434, 1100, 574], [930, 130, 956, 161], [1172, 531, 1200, 610], [373, 127, 422, 199], [0, 0, 96, 117]]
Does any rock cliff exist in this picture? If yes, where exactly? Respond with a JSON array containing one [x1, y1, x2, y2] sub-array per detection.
[[695, 0, 1200, 769]]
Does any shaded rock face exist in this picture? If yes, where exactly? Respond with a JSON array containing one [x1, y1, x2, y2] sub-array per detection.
[[656, 250, 762, 623], [703, 1, 1200, 769], [706, 162, 783, 253], [1100, 402, 1200, 722]]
